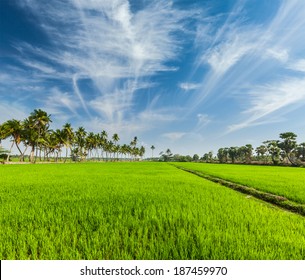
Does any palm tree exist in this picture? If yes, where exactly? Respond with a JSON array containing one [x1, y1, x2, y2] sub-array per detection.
[[228, 147, 238, 164], [278, 132, 298, 165], [264, 140, 281, 165], [26, 109, 51, 163], [0, 109, 151, 164], [139, 145, 145, 160], [75, 127, 87, 161], [255, 145, 267, 162], [54, 129, 64, 161], [23, 117, 37, 163], [113, 144, 120, 161], [86, 132, 96, 159], [44, 129, 62, 161], [112, 133, 120, 160], [62, 123, 74, 162], [132, 136, 138, 147], [130, 136, 138, 161], [105, 140, 114, 161], [112, 133, 119, 144], [132, 146, 140, 160], [93, 133, 100, 160], [150, 145, 155, 160], [0, 119, 24, 161], [120, 144, 128, 160], [100, 130, 108, 161]]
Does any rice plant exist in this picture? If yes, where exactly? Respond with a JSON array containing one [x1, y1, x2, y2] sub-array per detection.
[[1, 162, 305, 259]]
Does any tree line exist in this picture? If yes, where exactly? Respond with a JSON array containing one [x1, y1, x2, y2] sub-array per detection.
[[216, 132, 305, 166], [155, 132, 305, 167], [0, 109, 146, 163]]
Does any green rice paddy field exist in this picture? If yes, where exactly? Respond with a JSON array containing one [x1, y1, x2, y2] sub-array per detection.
[[173, 162, 305, 204], [1, 162, 305, 260]]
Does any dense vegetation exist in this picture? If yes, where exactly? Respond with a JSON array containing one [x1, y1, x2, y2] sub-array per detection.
[[0, 109, 145, 163], [1, 162, 305, 260], [158, 132, 305, 167], [216, 132, 305, 166]]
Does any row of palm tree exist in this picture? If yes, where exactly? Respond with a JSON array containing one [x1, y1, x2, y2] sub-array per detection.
[[0, 109, 146, 163], [217, 144, 254, 164]]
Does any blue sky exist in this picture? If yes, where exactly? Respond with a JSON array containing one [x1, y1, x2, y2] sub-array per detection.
[[1, 0, 305, 156]]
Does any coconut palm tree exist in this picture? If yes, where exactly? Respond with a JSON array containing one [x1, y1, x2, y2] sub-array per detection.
[[112, 133, 120, 160], [99, 130, 108, 161], [86, 132, 96, 159], [44, 129, 62, 161], [104, 140, 114, 161], [139, 145, 145, 160], [25, 109, 51, 163], [129, 136, 138, 161], [150, 145, 155, 160], [75, 126, 87, 161], [120, 144, 128, 160], [23, 117, 37, 163], [54, 129, 64, 161], [0, 119, 24, 161], [62, 123, 74, 162]]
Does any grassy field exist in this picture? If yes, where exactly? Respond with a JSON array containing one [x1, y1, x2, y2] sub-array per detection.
[[173, 162, 305, 204], [1, 162, 305, 260]]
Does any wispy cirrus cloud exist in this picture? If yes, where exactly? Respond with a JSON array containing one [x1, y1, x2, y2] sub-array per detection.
[[162, 132, 186, 141], [186, 0, 305, 135], [5, 0, 196, 138], [44, 88, 80, 116], [179, 82, 200, 91], [3, 0, 305, 156], [19, 59, 56, 75], [288, 59, 305, 72], [228, 76, 305, 133], [197, 113, 211, 126]]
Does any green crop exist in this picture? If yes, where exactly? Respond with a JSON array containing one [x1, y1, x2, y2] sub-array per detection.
[[173, 162, 305, 204], [1, 162, 305, 260]]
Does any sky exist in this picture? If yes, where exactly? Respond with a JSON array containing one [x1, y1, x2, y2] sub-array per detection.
[[1, 0, 305, 157]]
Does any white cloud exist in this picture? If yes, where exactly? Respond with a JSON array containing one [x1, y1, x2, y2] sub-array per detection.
[[162, 132, 186, 141], [189, 0, 305, 131], [44, 88, 80, 116], [197, 113, 211, 126], [0, 102, 28, 124], [10, 0, 195, 134], [203, 34, 255, 75], [265, 48, 289, 63], [19, 60, 56, 74], [138, 110, 177, 123], [228, 76, 305, 132], [288, 59, 305, 72], [179, 83, 200, 91]]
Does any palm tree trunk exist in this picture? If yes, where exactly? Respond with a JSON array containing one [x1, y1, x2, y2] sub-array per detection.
[[64, 147, 68, 163], [15, 142, 23, 161], [20, 146, 28, 162], [30, 145, 35, 163], [6, 141, 14, 162]]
